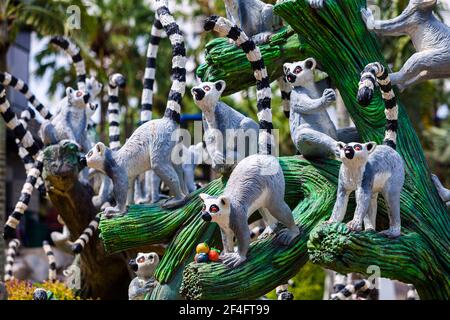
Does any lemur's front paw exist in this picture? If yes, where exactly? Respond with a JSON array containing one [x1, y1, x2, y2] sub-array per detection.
[[221, 253, 246, 268], [275, 227, 301, 246], [379, 228, 401, 239], [346, 219, 363, 232], [103, 206, 125, 219], [361, 8, 375, 30]]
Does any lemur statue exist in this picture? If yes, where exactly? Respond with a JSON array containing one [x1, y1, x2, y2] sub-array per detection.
[[327, 62, 405, 239], [199, 16, 300, 268], [85, 0, 188, 216], [431, 174, 450, 209], [283, 58, 360, 158], [39, 87, 92, 152], [128, 252, 159, 300], [361, 0, 450, 90]]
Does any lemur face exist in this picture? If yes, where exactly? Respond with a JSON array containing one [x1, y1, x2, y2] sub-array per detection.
[[86, 76, 103, 100], [283, 58, 316, 87], [191, 80, 226, 111], [199, 193, 230, 224], [66, 87, 89, 109], [337, 141, 377, 163], [129, 252, 159, 278], [85, 142, 107, 172]]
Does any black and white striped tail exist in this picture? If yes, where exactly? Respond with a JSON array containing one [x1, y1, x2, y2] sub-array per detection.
[[0, 87, 42, 157], [4, 152, 44, 239], [357, 62, 398, 149], [43, 241, 57, 282], [50, 36, 86, 91], [330, 279, 371, 300], [108, 73, 126, 151], [71, 214, 101, 254], [0, 72, 52, 120], [156, 0, 186, 124], [277, 77, 291, 118], [4, 239, 20, 281], [141, 18, 166, 124], [204, 16, 274, 155]]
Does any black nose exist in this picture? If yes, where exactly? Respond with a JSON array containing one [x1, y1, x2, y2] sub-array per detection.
[[193, 88, 205, 100], [201, 212, 212, 222], [344, 146, 355, 159], [117, 76, 126, 88], [128, 259, 138, 272], [79, 156, 87, 168], [286, 74, 296, 83]]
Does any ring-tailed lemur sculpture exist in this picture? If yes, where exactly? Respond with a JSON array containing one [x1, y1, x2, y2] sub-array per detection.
[[39, 87, 92, 152], [128, 252, 159, 300], [283, 58, 360, 159], [4, 239, 20, 281], [327, 62, 405, 239], [361, 0, 450, 90], [431, 174, 450, 209], [85, 0, 188, 216], [43, 241, 57, 282], [199, 16, 300, 268], [71, 214, 101, 254], [330, 279, 372, 300]]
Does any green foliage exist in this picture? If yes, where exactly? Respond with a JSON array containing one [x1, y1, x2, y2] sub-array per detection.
[[265, 262, 326, 300]]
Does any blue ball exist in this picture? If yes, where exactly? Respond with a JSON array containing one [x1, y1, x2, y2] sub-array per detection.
[[196, 253, 209, 263]]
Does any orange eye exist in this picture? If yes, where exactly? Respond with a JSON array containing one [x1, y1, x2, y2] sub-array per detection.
[[354, 144, 362, 151], [209, 205, 219, 213], [294, 66, 302, 74], [203, 85, 210, 91], [137, 256, 145, 263]]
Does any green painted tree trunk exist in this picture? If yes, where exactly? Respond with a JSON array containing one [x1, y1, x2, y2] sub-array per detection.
[[100, 0, 449, 300]]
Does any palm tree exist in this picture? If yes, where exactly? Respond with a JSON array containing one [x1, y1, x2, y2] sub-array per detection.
[[0, 0, 67, 280]]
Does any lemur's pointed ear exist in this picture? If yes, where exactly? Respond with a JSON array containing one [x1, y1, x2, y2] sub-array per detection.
[[305, 58, 317, 70], [199, 193, 208, 202], [219, 196, 230, 208], [336, 141, 346, 150], [283, 63, 291, 74], [66, 87, 74, 96], [365, 141, 377, 153], [96, 142, 106, 155], [215, 80, 226, 93]]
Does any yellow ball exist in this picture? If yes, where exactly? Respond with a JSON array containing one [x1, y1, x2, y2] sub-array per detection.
[[196, 243, 209, 254]]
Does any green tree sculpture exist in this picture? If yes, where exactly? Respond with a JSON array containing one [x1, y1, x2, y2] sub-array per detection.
[[99, 0, 449, 300]]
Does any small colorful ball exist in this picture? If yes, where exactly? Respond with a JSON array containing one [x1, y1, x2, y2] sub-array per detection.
[[208, 248, 220, 262], [196, 243, 210, 254], [195, 253, 209, 263]]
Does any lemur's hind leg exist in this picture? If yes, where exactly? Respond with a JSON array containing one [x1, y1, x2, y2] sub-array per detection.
[[390, 49, 445, 91], [379, 188, 401, 239], [267, 200, 300, 246], [295, 128, 339, 159], [363, 193, 378, 231], [337, 127, 360, 144], [153, 163, 186, 209], [174, 163, 188, 196]]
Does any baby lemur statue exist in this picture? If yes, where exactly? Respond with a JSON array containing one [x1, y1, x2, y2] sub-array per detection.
[[128, 252, 159, 300], [199, 16, 300, 268], [284, 58, 360, 158], [39, 87, 92, 152], [362, 0, 450, 90], [85, 0, 188, 216], [327, 62, 405, 239]]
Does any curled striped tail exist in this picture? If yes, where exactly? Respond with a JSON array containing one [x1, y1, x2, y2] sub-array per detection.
[[330, 279, 371, 300], [0, 72, 52, 120], [4, 239, 20, 281], [71, 214, 101, 254], [108, 73, 126, 151], [155, 0, 187, 124], [42, 241, 57, 282], [204, 16, 274, 155], [0, 87, 42, 157], [141, 18, 166, 124], [50, 36, 86, 91], [357, 62, 398, 149], [277, 77, 291, 118]]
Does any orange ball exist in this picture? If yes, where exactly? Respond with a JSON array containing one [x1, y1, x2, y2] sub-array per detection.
[[196, 243, 209, 254]]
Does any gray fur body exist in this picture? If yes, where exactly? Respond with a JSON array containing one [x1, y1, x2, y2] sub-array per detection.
[[330, 145, 404, 237], [362, 0, 450, 90], [128, 252, 159, 300], [285, 59, 359, 159]]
